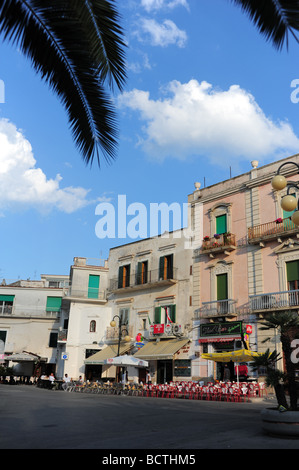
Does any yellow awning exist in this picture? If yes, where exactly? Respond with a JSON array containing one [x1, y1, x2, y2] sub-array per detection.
[[84, 344, 132, 364], [134, 338, 190, 360], [201, 348, 261, 363]]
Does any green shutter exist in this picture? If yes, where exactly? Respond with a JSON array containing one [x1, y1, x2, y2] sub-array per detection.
[[137, 262, 142, 284], [154, 307, 161, 324], [217, 274, 228, 300], [88, 274, 100, 299], [46, 297, 62, 311], [283, 209, 296, 230], [216, 214, 227, 234], [0, 295, 14, 302], [159, 257, 165, 280], [170, 304, 176, 323], [287, 261, 299, 282], [118, 266, 124, 288]]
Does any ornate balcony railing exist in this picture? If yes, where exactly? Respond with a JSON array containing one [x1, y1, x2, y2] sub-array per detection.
[[249, 290, 299, 311], [201, 233, 236, 254], [248, 217, 298, 243], [198, 299, 237, 319], [109, 268, 177, 291]]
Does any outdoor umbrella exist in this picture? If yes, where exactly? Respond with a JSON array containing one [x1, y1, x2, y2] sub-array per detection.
[[201, 348, 261, 383], [103, 355, 149, 368]]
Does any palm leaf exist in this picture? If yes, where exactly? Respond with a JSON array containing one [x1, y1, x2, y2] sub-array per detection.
[[0, 0, 127, 166], [231, 0, 299, 49]]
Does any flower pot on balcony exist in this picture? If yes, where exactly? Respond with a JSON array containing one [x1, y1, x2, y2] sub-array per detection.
[[261, 408, 299, 437]]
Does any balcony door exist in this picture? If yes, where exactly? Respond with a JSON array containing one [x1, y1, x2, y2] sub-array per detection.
[[217, 273, 228, 314], [286, 260, 299, 306]]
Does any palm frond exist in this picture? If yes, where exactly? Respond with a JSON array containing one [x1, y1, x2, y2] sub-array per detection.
[[231, 0, 299, 50], [0, 0, 127, 166]]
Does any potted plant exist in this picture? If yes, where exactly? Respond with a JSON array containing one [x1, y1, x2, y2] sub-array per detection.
[[275, 218, 283, 224], [250, 311, 299, 436], [214, 234, 220, 239], [203, 236, 210, 241]]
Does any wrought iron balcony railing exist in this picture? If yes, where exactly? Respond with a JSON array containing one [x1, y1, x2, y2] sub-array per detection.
[[248, 217, 298, 243], [249, 290, 299, 311], [201, 233, 236, 254], [197, 299, 237, 319]]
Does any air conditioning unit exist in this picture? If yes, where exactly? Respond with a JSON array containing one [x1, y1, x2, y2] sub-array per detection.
[[172, 324, 182, 335], [165, 324, 173, 335]]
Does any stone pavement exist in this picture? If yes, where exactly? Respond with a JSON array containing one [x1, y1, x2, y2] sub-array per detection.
[[0, 384, 298, 452]]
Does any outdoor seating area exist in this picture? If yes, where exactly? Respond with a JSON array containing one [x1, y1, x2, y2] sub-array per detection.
[[61, 379, 268, 402]]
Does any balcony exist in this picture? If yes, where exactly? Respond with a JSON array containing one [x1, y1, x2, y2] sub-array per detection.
[[64, 287, 106, 302], [201, 233, 236, 256], [57, 329, 68, 343], [248, 217, 299, 244], [109, 268, 178, 292], [105, 325, 134, 342], [249, 290, 299, 312], [198, 299, 237, 319]]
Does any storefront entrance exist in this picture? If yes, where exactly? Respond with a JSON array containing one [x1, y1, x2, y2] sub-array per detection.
[[157, 360, 172, 384]]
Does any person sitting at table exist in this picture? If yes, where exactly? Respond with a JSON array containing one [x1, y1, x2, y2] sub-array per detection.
[[48, 373, 56, 389], [62, 373, 71, 390]]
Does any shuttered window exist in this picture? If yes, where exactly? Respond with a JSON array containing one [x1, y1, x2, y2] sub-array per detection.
[[46, 297, 62, 312], [216, 214, 227, 234], [118, 265, 130, 288], [154, 305, 176, 324], [88, 274, 100, 298], [137, 261, 148, 285], [159, 254, 173, 280], [217, 273, 228, 300], [286, 261, 299, 282]]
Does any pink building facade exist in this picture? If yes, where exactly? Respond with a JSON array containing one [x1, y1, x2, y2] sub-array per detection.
[[189, 155, 299, 382]]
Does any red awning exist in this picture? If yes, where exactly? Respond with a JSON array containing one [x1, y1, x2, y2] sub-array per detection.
[[198, 336, 241, 344]]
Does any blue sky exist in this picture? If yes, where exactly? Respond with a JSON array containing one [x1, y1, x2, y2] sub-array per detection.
[[1, 0, 299, 280]]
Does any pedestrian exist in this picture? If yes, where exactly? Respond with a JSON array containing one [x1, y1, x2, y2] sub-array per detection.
[[223, 364, 231, 382], [146, 370, 151, 384]]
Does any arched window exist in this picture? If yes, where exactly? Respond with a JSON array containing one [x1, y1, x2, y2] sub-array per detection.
[[89, 320, 96, 333]]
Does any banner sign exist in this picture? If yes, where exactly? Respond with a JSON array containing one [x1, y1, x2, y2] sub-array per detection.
[[200, 321, 242, 338]]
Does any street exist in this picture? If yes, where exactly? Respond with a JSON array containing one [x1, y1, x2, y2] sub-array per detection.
[[0, 384, 299, 453]]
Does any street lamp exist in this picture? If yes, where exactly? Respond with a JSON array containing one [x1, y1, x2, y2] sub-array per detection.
[[271, 161, 299, 226], [110, 314, 131, 357]]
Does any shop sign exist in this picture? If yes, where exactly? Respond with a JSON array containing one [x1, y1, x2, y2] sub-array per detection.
[[246, 324, 253, 334], [200, 321, 242, 338]]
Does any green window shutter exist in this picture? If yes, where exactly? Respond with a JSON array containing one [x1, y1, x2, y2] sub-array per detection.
[[159, 257, 165, 280], [283, 209, 296, 229], [170, 304, 176, 323], [125, 265, 131, 287], [136, 262, 142, 285], [217, 274, 228, 300], [46, 297, 62, 312], [0, 295, 14, 302], [88, 274, 100, 299], [286, 261, 299, 282], [216, 214, 227, 234], [118, 266, 124, 288], [154, 307, 161, 324]]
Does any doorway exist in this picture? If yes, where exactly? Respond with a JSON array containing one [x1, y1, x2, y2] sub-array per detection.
[[157, 360, 172, 383]]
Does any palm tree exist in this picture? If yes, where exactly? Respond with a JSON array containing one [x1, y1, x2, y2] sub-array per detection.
[[0, 0, 127, 166], [251, 311, 299, 410], [232, 1, 299, 50]]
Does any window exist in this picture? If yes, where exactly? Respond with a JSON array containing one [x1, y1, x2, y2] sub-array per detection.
[[119, 308, 129, 325], [216, 214, 227, 235], [286, 261, 299, 305], [118, 265, 131, 288], [49, 332, 58, 348], [217, 273, 228, 313], [154, 305, 176, 324], [159, 254, 173, 280], [136, 261, 148, 285], [174, 360, 191, 377], [46, 297, 62, 316], [89, 320, 96, 332], [0, 295, 14, 314], [88, 274, 100, 299]]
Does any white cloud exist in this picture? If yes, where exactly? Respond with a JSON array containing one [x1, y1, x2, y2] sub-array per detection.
[[0, 118, 93, 213], [141, 0, 189, 12], [118, 79, 299, 165], [135, 18, 187, 48]]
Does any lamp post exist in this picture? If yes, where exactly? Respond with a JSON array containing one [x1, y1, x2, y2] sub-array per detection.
[[271, 161, 299, 226], [110, 313, 131, 357]]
